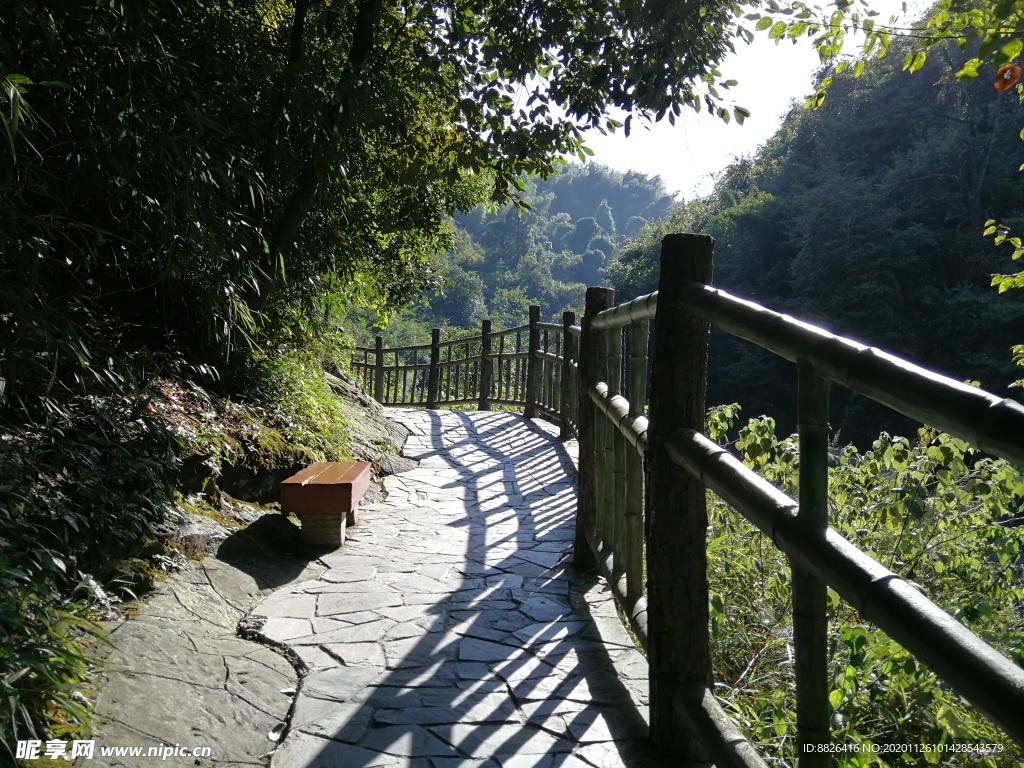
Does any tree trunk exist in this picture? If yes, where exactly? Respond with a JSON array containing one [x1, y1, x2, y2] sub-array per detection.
[[248, 0, 384, 316]]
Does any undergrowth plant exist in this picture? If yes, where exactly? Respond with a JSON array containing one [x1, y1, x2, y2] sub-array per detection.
[[0, 394, 179, 761], [705, 405, 1024, 767], [0, 337, 355, 761], [228, 344, 352, 464]]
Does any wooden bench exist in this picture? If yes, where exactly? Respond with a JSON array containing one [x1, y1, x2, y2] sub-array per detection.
[[279, 461, 372, 549]]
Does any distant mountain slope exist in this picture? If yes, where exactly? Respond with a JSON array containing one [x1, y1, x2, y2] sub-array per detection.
[[609, 38, 1024, 444], [349, 164, 674, 342]]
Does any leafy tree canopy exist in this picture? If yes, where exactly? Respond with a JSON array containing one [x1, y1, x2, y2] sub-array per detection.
[[1, 0, 747, 410], [350, 164, 673, 342], [748, 0, 1024, 102]]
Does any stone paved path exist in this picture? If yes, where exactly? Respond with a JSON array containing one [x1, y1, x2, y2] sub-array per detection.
[[253, 410, 663, 768]]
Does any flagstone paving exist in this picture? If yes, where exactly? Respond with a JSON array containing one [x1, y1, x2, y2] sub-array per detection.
[[253, 410, 664, 768]]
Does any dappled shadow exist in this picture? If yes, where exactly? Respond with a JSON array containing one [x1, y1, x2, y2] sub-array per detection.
[[259, 409, 666, 768]]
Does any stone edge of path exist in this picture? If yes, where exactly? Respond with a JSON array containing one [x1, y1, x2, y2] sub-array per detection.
[[77, 516, 328, 768]]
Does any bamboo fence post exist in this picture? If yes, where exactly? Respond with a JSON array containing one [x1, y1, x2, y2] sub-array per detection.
[[524, 305, 541, 417], [607, 324, 625, 584], [516, 329, 524, 403], [794, 365, 831, 766], [406, 351, 412, 403], [445, 341, 452, 400], [479, 319, 492, 411], [373, 337, 385, 404], [560, 311, 575, 438], [625, 319, 648, 606], [596, 392, 609, 570], [545, 328, 554, 413], [427, 329, 441, 409], [496, 333, 505, 401], [540, 327, 548, 412], [400, 350, 407, 404], [646, 233, 714, 759], [575, 287, 614, 573], [386, 351, 393, 403]]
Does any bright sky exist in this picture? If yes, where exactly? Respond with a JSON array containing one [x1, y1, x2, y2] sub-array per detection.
[[583, 0, 928, 200]]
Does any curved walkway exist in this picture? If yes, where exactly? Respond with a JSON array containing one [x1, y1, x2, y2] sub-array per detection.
[[255, 410, 662, 768]]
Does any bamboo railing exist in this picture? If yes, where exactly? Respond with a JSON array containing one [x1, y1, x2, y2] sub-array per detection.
[[352, 311, 579, 436], [351, 232, 1024, 764], [575, 233, 1024, 766]]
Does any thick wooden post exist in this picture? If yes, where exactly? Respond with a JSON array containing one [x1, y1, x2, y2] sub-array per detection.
[[479, 319, 492, 411], [524, 305, 541, 418], [374, 336, 385, 404], [574, 288, 614, 574], [427, 328, 441, 409], [794, 366, 831, 766], [559, 311, 575, 438], [646, 233, 714, 759]]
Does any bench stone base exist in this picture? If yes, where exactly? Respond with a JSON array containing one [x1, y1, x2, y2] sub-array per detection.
[[296, 511, 346, 549]]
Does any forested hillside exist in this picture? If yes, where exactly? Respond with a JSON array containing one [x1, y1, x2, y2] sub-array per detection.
[[610, 37, 1024, 444], [347, 164, 675, 342]]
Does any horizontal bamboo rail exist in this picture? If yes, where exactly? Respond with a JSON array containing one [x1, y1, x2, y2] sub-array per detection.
[[590, 290, 658, 330], [677, 283, 1024, 468], [588, 382, 648, 457], [354, 343, 431, 354]]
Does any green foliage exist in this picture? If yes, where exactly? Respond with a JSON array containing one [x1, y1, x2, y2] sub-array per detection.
[[748, 0, 1024, 101], [986, 219, 1024, 387], [0, 575, 92, 761], [0, 336, 357, 756], [352, 164, 674, 341], [489, 288, 536, 330], [744, 0, 1024, 406], [2, 0, 746, 398], [228, 348, 352, 464], [707, 405, 1024, 764], [0, 394, 180, 759], [538, 165, 676, 227]]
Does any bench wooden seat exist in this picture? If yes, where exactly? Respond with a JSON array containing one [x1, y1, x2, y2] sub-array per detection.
[[280, 461, 372, 549]]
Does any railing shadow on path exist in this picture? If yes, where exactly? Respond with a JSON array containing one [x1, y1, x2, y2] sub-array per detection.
[[253, 408, 667, 768]]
